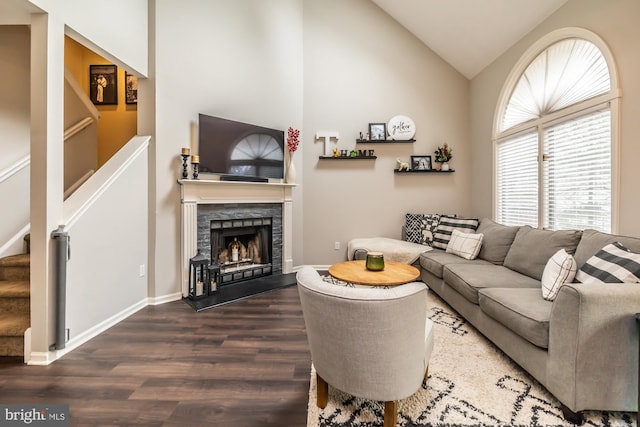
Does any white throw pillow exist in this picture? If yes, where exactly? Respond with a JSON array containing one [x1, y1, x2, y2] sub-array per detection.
[[446, 229, 483, 260], [541, 249, 577, 301]]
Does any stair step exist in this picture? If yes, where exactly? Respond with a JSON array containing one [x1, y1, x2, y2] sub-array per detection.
[[0, 280, 30, 298], [0, 253, 30, 268], [0, 312, 30, 337], [0, 254, 30, 281], [0, 280, 30, 314], [0, 312, 29, 356]]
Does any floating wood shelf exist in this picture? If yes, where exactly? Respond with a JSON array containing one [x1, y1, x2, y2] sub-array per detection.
[[319, 156, 377, 160], [356, 139, 415, 144], [394, 169, 455, 173]]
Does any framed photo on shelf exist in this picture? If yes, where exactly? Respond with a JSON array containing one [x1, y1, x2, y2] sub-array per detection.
[[369, 123, 387, 141], [89, 64, 118, 105], [411, 155, 432, 171], [125, 72, 138, 104]]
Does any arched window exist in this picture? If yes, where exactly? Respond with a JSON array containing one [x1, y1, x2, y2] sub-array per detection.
[[229, 133, 284, 178], [494, 28, 620, 232]]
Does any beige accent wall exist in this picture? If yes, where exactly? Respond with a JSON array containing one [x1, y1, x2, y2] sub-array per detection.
[[151, 0, 304, 297], [302, 0, 470, 265], [0, 25, 30, 170], [469, 0, 640, 237], [64, 37, 137, 167]]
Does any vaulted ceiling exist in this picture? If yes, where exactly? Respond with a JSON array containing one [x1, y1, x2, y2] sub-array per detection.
[[371, 0, 570, 79], [1, 0, 569, 80]]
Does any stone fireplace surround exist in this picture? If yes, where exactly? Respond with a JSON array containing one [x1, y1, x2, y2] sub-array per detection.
[[199, 204, 282, 284], [179, 179, 294, 297]]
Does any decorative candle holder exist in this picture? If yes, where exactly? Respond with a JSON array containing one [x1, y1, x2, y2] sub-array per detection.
[[365, 251, 385, 271], [191, 155, 200, 179], [181, 154, 190, 179]]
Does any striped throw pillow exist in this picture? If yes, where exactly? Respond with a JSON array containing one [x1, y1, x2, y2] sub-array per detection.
[[575, 242, 640, 284], [432, 216, 480, 250]]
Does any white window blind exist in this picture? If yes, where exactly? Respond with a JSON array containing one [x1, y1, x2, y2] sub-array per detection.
[[497, 131, 539, 227], [543, 109, 611, 231], [501, 38, 611, 132]]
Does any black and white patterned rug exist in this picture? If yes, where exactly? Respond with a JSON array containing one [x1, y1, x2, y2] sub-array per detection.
[[307, 284, 636, 427]]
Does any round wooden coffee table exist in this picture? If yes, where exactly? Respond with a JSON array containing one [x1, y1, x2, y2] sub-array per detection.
[[328, 260, 420, 286]]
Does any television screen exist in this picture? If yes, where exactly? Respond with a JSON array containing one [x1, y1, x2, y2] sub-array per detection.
[[198, 114, 285, 180]]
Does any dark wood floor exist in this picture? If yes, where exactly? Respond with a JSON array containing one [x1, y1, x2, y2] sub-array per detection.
[[0, 285, 311, 427]]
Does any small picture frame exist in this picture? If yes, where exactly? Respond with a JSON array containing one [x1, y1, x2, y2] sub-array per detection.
[[125, 72, 138, 104], [369, 123, 387, 141], [89, 64, 118, 105], [411, 155, 432, 171]]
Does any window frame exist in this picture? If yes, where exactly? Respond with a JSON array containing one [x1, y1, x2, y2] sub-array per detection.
[[492, 27, 621, 232]]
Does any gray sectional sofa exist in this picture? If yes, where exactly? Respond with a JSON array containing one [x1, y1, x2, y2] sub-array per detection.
[[418, 218, 640, 423]]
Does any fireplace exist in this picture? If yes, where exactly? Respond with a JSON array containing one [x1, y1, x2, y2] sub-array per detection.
[[196, 202, 283, 288], [211, 217, 273, 284], [179, 179, 294, 297]]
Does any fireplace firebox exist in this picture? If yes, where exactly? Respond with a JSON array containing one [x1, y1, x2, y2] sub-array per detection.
[[210, 217, 273, 285]]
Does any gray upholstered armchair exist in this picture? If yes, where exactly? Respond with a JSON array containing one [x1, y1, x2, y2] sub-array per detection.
[[297, 266, 434, 427]]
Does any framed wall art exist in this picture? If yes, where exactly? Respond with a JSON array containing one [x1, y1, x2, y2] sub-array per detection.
[[368, 123, 387, 141], [89, 64, 118, 105], [411, 155, 432, 171], [125, 72, 138, 104]]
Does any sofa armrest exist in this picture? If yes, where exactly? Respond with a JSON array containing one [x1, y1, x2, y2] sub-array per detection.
[[547, 283, 640, 412]]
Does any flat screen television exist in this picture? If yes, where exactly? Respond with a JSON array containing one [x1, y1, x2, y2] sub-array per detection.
[[198, 114, 285, 181]]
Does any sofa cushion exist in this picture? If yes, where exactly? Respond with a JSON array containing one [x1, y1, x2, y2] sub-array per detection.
[[475, 218, 520, 265], [574, 229, 640, 268], [443, 263, 541, 305], [541, 249, 577, 301], [478, 288, 553, 349], [503, 226, 582, 281], [419, 250, 491, 279], [575, 242, 640, 284], [404, 213, 441, 246], [446, 229, 483, 260], [432, 216, 479, 250]]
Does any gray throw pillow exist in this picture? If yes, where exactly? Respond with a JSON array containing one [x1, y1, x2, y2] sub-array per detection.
[[475, 218, 520, 265], [503, 226, 583, 281]]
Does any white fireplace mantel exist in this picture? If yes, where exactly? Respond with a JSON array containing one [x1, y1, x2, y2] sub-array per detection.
[[178, 179, 296, 296]]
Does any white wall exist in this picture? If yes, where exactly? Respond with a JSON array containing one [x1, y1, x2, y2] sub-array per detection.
[[28, 0, 148, 75], [19, 0, 149, 361], [63, 138, 148, 347], [302, 0, 470, 266], [151, 0, 304, 297], [0, 26, 30, 256], [0, 25, 30, 170], [470, 0, 640, 237]]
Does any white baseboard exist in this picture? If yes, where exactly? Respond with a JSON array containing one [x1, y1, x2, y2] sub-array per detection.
[[28, 297, 148, 365], [148, 292, 182, 305]]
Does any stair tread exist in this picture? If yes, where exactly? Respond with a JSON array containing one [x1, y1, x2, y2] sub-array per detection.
[[0, 313, 30, 336], [0, 253, 30, 268], [0, 280, 29, 298]]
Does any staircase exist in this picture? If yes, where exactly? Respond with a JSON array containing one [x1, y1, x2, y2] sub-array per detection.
[[0, 236, 30, 357]]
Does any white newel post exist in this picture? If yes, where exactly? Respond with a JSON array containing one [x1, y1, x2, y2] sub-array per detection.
[[179, 179, 295, 297]]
